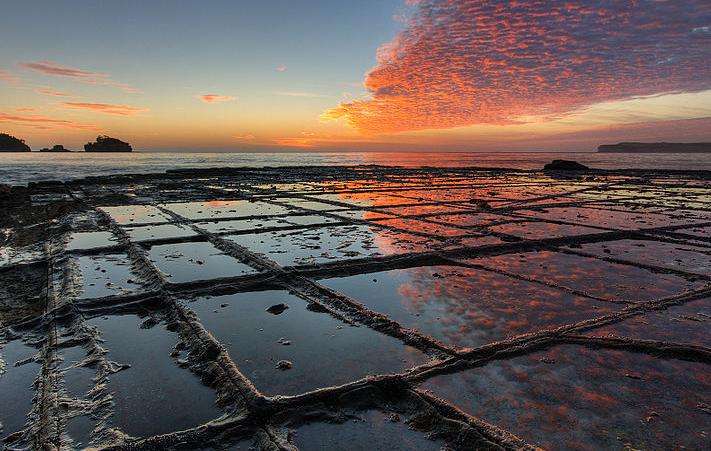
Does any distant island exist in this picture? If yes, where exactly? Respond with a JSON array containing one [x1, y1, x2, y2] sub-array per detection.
[[39, 144, 72, 152], [0, 133, 31, 152], [84, 135, 133, 152], [598, 142, 711, 153]]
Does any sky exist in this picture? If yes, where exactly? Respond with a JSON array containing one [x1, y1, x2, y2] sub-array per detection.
[[1, 0, 710, 152]]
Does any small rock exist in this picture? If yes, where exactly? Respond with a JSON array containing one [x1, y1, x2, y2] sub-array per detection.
[[266, 303, 289, 315], [140, 317, 159, 329], [387, 413, 401, 422], [276, 360, 293, 370]]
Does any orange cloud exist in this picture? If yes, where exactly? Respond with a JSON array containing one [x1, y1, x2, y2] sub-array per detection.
[[36, 87, 71, 97], [233, 134, 255, 140], [198, 94, 236, 103], [20, 60, 139, 93], [0, 112, 99, 130], [62, 102, 148, 116], [273, 137, 316, 148], [326, 1, 711, 134]]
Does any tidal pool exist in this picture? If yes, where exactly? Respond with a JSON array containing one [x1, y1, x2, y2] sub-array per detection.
[[291, 409, 443, 450], [321, 265, 618, 348], [186, 290, 427, 396], [148, 241, 258, 283], [465, 251, 703, 301], [88, 314, 222, 438], [0, 340, 39, 440], [422, 345, 711, 450]]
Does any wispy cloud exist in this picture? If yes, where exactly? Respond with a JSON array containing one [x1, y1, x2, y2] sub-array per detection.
[[0, 112, 99, 130], [273, 137, 316, 148], [198, 94, 236, 103], [233, 134, 255, 140], [20, 60, 139, 93], [276, 65, 287, 72], [325, 1, 711, 134], [63, 102, 148, 116], [0, 68, 21, 85], [274, 91, 330, 98], [35, 87, 71, 97]]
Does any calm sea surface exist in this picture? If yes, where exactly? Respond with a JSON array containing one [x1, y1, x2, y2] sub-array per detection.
[[1, 151, 710, 185]]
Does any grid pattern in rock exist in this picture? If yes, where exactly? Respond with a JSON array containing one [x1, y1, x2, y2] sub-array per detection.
[[1, 165, 709, 450]]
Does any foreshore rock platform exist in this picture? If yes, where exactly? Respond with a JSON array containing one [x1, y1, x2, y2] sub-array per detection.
[[1, 165, 709, 449]]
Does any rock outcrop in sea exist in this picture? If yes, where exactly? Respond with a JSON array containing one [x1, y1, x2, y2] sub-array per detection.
[[39, 145, 71, 152], [84, 135, 133, 152], [0, 133, 31, 152]]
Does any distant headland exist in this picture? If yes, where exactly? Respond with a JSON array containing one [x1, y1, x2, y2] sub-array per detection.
[[598, 142, 711, 153], [0, 133, 133, 152], [0, 133, 31, 152]]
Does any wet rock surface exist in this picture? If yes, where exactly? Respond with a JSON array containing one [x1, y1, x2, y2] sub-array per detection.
[[543, 159, 590, 170], [0, 164, 709, 449]]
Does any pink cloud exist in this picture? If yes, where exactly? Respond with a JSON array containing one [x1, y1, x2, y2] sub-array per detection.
[[276, 65, 287, 72], [198, 94, 236, 103], [21, 61, 106, 78], [0, 69, 21, 85], [62, 102, 148, 116], [36, 87, 71, 97], [20, 60, 139, 93], [0, 112, 99, 130], [326, 1, 711, 134]]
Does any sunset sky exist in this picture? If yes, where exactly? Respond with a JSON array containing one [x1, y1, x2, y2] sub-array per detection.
[[1, 0, 710, 152]]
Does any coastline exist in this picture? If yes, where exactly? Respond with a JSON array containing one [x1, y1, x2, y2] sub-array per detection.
[[2, 151, 711, 186]]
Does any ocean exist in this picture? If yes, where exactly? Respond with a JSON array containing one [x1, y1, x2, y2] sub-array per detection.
[[1, 151, 710, 185]]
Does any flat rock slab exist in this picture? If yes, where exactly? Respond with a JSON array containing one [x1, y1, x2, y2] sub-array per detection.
[[185, 290, 429, 396]]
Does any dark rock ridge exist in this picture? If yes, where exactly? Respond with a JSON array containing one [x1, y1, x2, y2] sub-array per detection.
[[0, 133, 31, 152], [84, 135, 132, 152], [598, 142, 711, 153], [543, 160, 590, 170], [39, 144, 71, 152]]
